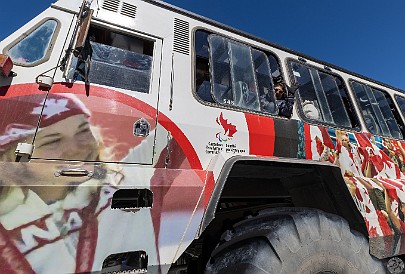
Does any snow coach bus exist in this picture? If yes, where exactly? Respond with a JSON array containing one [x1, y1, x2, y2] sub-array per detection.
[[1, 0, 405, 273]]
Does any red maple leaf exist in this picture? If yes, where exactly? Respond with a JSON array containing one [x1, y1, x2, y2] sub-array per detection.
[[367, 223, 378, 237], [315, 136, 324, 156], [216, 113, 237, 137], [356, 133, 373, 148], [319, 127, 335, 150], [370, 155, 384, 172]]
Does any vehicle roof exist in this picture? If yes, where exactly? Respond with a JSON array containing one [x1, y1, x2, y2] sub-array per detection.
[[55, 0, 404, 94], [146, 0, 404, 94]]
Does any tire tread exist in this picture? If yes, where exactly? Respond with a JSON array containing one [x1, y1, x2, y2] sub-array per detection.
[[205, 208, 385, 274]]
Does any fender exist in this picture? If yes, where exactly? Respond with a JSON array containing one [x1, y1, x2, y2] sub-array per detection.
[[201, 155, 367, 247]]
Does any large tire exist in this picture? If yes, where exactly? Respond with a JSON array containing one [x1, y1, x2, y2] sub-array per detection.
[[205, 208, 385, 274]]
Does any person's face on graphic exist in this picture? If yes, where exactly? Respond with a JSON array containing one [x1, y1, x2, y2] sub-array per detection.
[[0, 94, 99, 193], [30, 113, 99, 188], [34, 114, 98, 161], [384, 139, 393, 151], [341, 134, 351, 151]]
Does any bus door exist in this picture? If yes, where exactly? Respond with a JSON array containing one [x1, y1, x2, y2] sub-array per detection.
[[30, 20, 163, 165], [0, 6, 75, 160]]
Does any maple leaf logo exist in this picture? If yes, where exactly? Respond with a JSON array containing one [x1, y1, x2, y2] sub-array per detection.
[[216, 112, 237, 138], [31, 98, 70, 119]]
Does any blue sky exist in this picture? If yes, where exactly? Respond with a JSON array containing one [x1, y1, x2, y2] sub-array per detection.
[[1, 0, 404, 90]]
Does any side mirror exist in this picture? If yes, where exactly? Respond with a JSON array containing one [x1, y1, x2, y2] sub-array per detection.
[[0, 54, 13, 77]]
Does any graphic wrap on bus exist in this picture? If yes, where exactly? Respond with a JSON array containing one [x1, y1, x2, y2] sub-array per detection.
[[303, 123, 405, 258], [2, 84, 405, 272], [2, 0, 405, 272], [0, 84, 205, 273]]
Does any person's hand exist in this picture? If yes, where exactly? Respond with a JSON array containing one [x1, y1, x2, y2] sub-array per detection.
[[287, 81, 300, 95], [283, 81, 300, 97]]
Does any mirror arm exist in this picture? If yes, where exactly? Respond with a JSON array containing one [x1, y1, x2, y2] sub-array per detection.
[[84, 55, 91, 83], [60, 0, 92, 71]]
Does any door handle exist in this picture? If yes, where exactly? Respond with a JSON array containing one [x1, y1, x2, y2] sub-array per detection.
[[54, 168, 93, 177]]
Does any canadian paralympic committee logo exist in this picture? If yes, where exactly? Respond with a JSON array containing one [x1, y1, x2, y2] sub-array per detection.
[[215, 112, 237, 142], [206, 112, 244, 155]]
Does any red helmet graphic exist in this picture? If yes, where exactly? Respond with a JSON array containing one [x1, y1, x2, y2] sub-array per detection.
[[0, 93, 90, 152]]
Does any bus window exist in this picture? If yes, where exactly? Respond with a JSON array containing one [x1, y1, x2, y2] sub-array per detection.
[[252, 49, 277, 114], [208, 35, 236, 106], [195, 30, 214, 102], [7, 19, 59, 66], [394, 95, 405, 135], [67, 25, 154, 93], [227, 38, 260, 111], [194, 30, 280, 115], [351, 81, 403, 139], [395, 96, 405, 120], [267, 54, 282, 80], [288, 61, 355, 128]]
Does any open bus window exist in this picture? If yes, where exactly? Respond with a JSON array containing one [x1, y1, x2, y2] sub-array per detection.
[[194, 30, 281, 115], [67, 25, 154, 93], [289, 61, 355, 128], [352, 81, 404, 139], [6, 19, 59, 66], [203, 34, 278, 114]]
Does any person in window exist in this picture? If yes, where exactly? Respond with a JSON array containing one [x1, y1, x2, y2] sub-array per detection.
[[274, 82, 296, 118], [259, 87, 276, 113]]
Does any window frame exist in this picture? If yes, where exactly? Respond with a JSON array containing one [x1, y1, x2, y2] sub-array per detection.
[[286, 58, 360, 131], [349, 79, 404, 139], [192, 27, 286, 118], [394, 94, 405, 123], [4, 18, 61, 67], [209, 34, 263, 111]]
